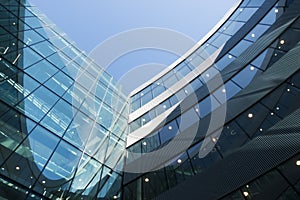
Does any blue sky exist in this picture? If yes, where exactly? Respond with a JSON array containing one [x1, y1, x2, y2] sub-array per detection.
[[29, 0, 237, 92]]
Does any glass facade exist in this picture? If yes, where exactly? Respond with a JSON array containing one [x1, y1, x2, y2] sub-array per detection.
[[0, 0, 127, 199], [1, 0, 300, 200], [125, 0, 300, 199]]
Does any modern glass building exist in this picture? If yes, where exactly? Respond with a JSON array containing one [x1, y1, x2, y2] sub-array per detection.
[[1, 0, 300, 199], [0, 0, 128, 199]]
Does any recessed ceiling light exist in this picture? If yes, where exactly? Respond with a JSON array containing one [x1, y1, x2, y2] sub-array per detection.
[[163, 105, 167, 109], [205, 73, 210, 78], [141, 93, 144, 96], [113, 195, 118, 199], [142, 142, 147, 146], [296, 160, 300, 166], [195, 108, 199, 112], [142, 118, 146, 122], [177, 159, 182, 164], [250, 66, 255, 71], [280, 39, 285, 45], [276, 107, 280, 110], [212, 137, 217, 143], [243, 191, 249, 197], [168, 126, 173, 130], [144, 178, 150, 182], [248, 113, 254, 118], [287, 88, 290, 92], [228, 55, 232, 59], [222, 88, 226, 93], [42, 180, 46, 184], [259, 128, 263, 132], [275, 8, 279, 13], [15, 166, 20, 170], [251, 33, 255, 38], [270, 112, 274, 115]]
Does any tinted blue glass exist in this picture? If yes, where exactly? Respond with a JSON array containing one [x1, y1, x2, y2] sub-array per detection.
[[223, 21, 244, 35], [62, 83, 86, 108], [17, 85, 59, 122], [27, 125, 59, 168], [23, 29, 44, 45], [188, 54, 205, 69], [0, 124, 59, 190], [44, 71, 73, 96], [189, 78, 203, 91], [70, 155, 102, 194], [246, 0, 265, 7], [163, 74, 178, 88], [211, 33, 231, 48], [213, 81, 241, 104], [141, 91, 153, 106], [63, 111, 92, 149], [25, 59, 58, 83], [41, 140, 81, 180], [232, 65, 261, 88], [178, 108, 200, 132], [131, 99, 141, 113], [22, 46, 44, 68], [24, 15, 43, 29], [251, 49, 269, 69], [176, 63, 192, 78], [215, 54, 236, 71], [203, 44, 218, 55], [201, 67, 219, 82], [40, 98, 73, 136], [0, 112, 36, 155], [245, 24, 270, 42], [260, 8, 278, 25], [234, 8, 258, 22], [46, 52, 66, 69], [140, 112, 151, 125], [159, 120, 178, 144], [230, 40, 253, 57], [152, 84, 166, 97], [141, 131, 160, 153], [198, 95, 220, 118], [169, 94, 179, 106], [30, 40, 56, 57]]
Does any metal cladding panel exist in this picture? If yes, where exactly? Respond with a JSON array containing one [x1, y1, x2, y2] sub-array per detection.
[[156, 110, 300, 200]]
